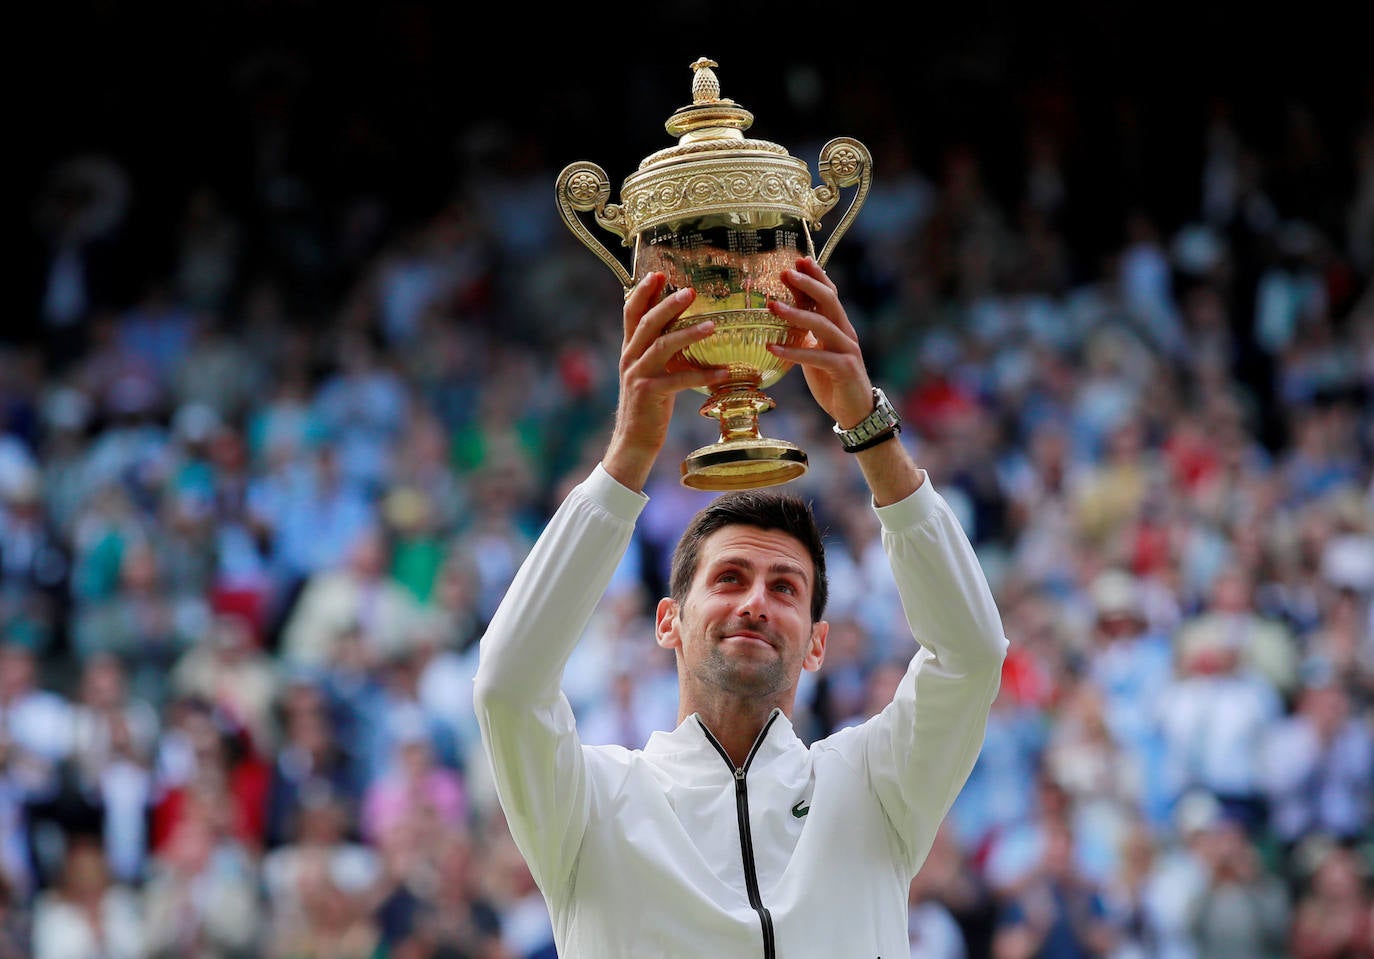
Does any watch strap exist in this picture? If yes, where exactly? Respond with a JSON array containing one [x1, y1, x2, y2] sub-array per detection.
[[833, 387, 901, 453]]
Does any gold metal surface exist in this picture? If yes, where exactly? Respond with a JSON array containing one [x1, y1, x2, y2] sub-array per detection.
[[555, 57, 872, 490]]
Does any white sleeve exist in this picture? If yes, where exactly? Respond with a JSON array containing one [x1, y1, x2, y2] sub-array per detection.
[[857, 480, 1009, 872], [473, 464, 647, 894]]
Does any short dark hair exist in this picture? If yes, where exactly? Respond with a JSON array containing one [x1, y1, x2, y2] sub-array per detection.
[[669, 490, 828, 622]]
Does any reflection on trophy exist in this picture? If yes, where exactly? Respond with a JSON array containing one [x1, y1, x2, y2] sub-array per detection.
[[556, 57, 872, 490]]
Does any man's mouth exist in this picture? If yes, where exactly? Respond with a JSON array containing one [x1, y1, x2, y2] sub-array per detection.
[[716, 623, 776, 649]]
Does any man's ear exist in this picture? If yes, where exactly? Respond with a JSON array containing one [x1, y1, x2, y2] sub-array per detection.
[[655, 597, 680, 650], [802, 620, 828, 673]]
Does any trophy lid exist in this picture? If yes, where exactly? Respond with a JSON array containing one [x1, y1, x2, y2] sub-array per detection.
[[639, 57, 791, 165], [662, 57, 755, 143], [622, 57, 812, 233]]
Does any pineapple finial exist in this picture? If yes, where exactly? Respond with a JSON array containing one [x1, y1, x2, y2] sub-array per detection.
[[690, 57, 721, 104]]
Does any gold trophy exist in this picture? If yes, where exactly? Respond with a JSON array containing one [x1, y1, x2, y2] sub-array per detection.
[[556, 57, 872, 490]]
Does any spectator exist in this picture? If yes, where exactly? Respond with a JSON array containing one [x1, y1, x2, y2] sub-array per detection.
[[0, 465, 71, 658], [385, 406, 471, 545], [999, 416, 1079, 594], [1288, 839, 1374, 959], [357, 645, 462, 783], [140, 801, 263, 958], [411, 626, 484, 794], [1076, 567, 1175, 827], [371, 824, 507, 959], [310, 328, 411, 499], [251, 441, 377, 613], [1041, 678, 1138, 884], [313, 624, 385, 783], [0, 640, 71, 781], [807, 615, 876, 735], [382, 484, 448, 607], [71, 537, 207, 707], [30, 385, 94, 542], [359, 714, 467, 847], [910, 823, 995, 959], [908, 870, 970, 959], [261, 786, 381, 936], [1069, 412, 1158, 551], [66, 652, 159, 884], [279, 522, 425, 668], [1138, 790, 1229, 959], [1176, 565, 1302, 701], [30, 835, 143, 959], [1099, 817, 1161, 959], [0, 640, 72, 888], [263, 676, 365, 848], [823, 492, 910, 660], [948, 665, 1050, 864], [199, 420, 274, 613], [151, 697, 271, 856], [983, 772, 1106, 904], [481, 818, 554, 959], [263, 853, 383, 959], [443, 463, 536, 629], [577, 657, 679, 750], [990, 816, 1118, 959], [170, 610, 281, 755], [1263, 675, 1374, 857], [1184, 812, 1291, 959], [1156, 615, 1285, 835]]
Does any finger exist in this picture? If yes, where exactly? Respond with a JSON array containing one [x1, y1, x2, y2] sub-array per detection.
[[636, 317, 719, 372], [779, 268, 858, 342], [626, 287, 695, 362], [781, 264, 846, 312], [623, 272, 668, 342], [792, 256, 839, 294], [768, 298, 859, 353], [767, 341, 862, 378], [656, 366, 732, 394]]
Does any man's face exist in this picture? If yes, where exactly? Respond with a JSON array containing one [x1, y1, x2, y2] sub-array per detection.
[[656, 525, 827, 702]]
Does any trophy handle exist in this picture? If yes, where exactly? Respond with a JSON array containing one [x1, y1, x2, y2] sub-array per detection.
[[811, 137, 873, 268], [555, 161, 635, 289]]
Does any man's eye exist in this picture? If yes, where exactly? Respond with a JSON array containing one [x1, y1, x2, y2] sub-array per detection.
[[717, 572, 739, 584], [773, 581, 797, 594]]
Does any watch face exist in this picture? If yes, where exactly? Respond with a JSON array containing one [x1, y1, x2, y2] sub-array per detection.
[[870, 391, 897, 426]]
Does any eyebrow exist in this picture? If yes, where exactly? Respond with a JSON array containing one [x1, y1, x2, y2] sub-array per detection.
[[715, 555, 810, 583]]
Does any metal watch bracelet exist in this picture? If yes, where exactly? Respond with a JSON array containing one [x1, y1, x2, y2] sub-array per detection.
[[833, 387, 902, 453]]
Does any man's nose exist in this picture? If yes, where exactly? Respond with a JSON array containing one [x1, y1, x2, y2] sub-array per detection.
[[738, 581, 770, 620]]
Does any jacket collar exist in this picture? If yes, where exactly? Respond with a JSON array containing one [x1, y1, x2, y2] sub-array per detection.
[[644, 707, 802, 773]]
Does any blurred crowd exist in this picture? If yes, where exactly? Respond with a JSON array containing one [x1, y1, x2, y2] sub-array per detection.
[[7, 24, 1374, 959]]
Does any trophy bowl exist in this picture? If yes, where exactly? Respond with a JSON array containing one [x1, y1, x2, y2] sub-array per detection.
[[555, 58, 871, 490]]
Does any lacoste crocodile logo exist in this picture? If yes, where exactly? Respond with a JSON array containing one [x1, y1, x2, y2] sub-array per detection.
[[791, 799, 810, 818]]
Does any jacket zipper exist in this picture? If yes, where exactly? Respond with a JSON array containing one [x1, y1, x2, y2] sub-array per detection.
[[699, 712, 780, 959]]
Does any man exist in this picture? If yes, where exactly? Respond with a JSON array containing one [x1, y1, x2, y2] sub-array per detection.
[[474, 258, 1008, 958]]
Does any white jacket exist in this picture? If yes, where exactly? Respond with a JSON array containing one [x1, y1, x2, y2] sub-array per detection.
[[475, 465, 1007, 959]]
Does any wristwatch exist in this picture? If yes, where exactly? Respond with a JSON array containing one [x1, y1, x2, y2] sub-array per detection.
[[833, 387, 902, 453]]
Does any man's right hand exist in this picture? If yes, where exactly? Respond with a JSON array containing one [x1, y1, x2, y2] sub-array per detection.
[[602, 273, 730, 492]]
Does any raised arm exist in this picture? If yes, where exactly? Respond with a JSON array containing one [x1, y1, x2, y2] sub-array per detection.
[[602, 272, 732, 492], [766, 257, 923, 507], [474, 271, 727, 893], [770, 257, 1007, 869]]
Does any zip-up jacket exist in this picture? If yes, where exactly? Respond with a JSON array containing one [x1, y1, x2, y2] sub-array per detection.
[[474, 464, 1008, 958]]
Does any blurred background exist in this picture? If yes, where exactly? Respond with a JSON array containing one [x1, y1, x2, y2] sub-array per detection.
[[6, 2, 1372, 957]]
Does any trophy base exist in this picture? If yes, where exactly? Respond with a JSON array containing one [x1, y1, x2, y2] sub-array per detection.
[[680, 438, 808, 491]]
